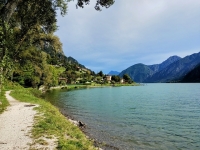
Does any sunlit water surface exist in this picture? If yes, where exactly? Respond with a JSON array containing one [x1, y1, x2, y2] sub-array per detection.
[[44, 84, 200, 150]]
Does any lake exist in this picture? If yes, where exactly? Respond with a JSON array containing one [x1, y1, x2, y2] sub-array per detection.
[[44, 83, 200, 150]]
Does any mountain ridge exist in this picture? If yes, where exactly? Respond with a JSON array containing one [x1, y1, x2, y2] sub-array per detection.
[[119, 55, 181, 82], [145, 52, 200, 82], [108, 71, 120, 75]]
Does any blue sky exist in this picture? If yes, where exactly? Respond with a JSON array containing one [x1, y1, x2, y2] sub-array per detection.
[[55, 0, 200, 74]]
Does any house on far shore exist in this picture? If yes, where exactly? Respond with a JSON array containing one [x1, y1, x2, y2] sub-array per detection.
[[76, 66, 81, 71], [59, 78, 67, 83], [106, 75, 112, 82], [120, 79, 124, 83]]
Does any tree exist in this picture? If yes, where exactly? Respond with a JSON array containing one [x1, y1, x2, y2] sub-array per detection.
[[123, 74, 133, 83], [111, 75, 120, 82], [76, 0, 115, 11], [0, 0, 64, 90], [0, 0, 67, 23], [97, 71, 104, 77], [1, 0, 114, 24]]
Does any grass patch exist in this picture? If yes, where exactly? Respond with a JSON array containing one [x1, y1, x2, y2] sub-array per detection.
[[0, 81, 20, 114], [0, 90, 9, 114], [8, 84, 96, 150], [65, 84, 88, 90]]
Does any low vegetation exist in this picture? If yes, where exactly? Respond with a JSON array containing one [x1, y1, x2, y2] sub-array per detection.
[[0, 90, 9, 114]]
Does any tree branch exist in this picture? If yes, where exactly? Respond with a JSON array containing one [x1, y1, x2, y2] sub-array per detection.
[[0, 0, 23, 23]]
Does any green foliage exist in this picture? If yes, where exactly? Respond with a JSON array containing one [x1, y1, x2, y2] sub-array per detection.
[[0, 81, 22, 114], [111, 75, 120, 82], [0, 0, 68, 89], [97, 71, 104, 77], [180, 63, 200, 83], [76, 0, 115, 11], [123, 74, 133, 83], [0, 90, 9, 114]]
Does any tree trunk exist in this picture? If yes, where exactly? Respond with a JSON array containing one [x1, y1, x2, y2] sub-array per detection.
[[0, 0, 22, 23]]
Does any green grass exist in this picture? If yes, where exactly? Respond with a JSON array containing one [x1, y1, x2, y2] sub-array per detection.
[[3, 82, 96, 150], [0, 81, 20, 114], [65, 84, 89, 91], [0, 90, 9, 114]]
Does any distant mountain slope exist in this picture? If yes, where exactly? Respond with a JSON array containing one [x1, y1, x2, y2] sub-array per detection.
[[145, 52, 200, 82], [180, 63, 200, 83], [119, 64, 155, 82], [44, 47, 86, 69], [108, 71, 120, 75], [119, 56, 181, 82], [67, 56, 86, 68], [149, 56, 181, 72]]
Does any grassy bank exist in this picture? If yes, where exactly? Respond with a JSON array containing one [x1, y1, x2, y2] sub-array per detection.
[[2, 82, 96, 150], [0, 90, 9, 114]]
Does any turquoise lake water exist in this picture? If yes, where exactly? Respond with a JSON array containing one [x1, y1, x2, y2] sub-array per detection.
[[44, 83, 200, 150]]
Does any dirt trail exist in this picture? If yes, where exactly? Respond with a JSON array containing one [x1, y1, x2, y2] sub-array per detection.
[[0, 91, 37, 149]]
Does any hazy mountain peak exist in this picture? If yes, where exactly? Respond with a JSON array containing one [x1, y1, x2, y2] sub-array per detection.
[[162, 55, 181, 63], [148, 55, 181, 72], [108, 71, 120, 75], [159, 55, 181, 69]]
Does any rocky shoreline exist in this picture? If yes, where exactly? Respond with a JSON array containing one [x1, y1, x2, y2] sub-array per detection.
[[59, 109, 120, 150]]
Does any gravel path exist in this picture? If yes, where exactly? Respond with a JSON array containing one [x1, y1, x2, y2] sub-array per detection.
[[0, 91, 37, 150]]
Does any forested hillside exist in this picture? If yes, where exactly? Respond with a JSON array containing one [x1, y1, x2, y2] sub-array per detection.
[[0, 0, 95, 89], [180, 63, 200, 83], [119, 63, 154, 83]]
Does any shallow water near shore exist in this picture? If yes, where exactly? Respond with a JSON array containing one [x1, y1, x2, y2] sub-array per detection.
[[44, 83, 200, 150]]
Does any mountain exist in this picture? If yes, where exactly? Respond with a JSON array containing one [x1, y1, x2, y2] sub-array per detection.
[[108, 71, 120, 75], [145, 52, 200, 82], [180, 63, 200, 83], [119, 56, 181, 82], [119, 63, 155, 82], [149, 56, 181, 72], [66, 56, 86, 68]]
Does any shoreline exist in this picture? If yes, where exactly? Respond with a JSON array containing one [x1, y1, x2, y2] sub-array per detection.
[[45, 83, 140, 92], [63, 113, 119, 150], [57, 100, 120, 150]]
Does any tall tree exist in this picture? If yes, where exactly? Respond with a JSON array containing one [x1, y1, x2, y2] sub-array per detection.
[[1, 0, 115, 24], [76, 0, 114, 11], [123, 74, 133, 83], [0, 0, 67, 23], [97, 71, 104, 77]]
